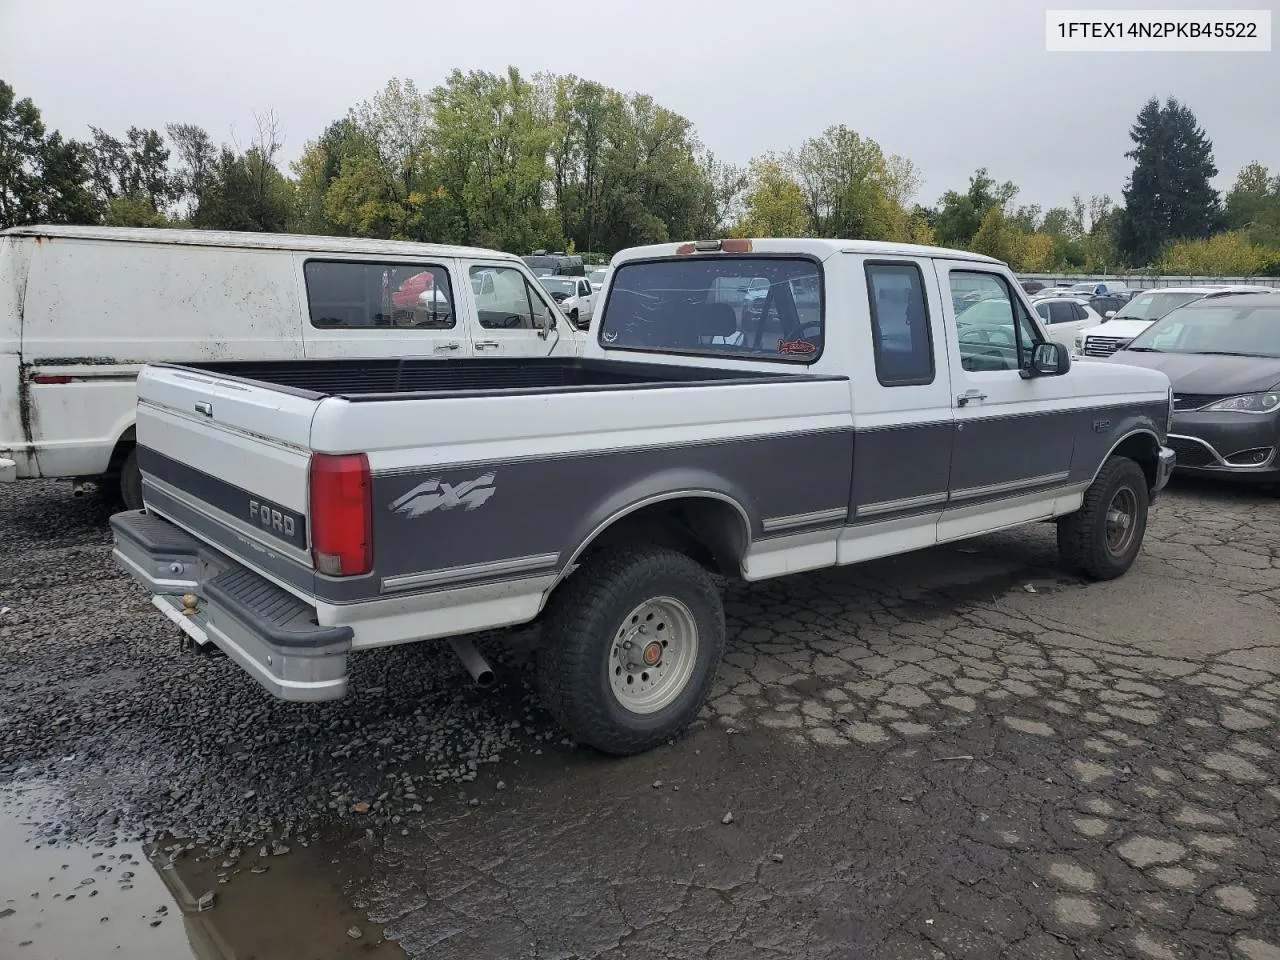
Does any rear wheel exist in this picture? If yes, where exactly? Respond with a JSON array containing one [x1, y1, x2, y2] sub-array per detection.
[[1057, 456, 1148, 580], [569, 308, 580, 327], [536, 545, 725, 755], [119, 448, 143, 511]]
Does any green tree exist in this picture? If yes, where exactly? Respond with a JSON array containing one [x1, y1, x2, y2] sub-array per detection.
[[970, 207, 1017, 264], [934, 168, 1018, 248], [1117, 96, 1220, 266], [166, 122, 217, 219], [1223, 162, 1280, 248], [86, 125, 175, 214], [1, 80, 48, 227], [736, 157, 808, 237], [785, 125, 916, 240]]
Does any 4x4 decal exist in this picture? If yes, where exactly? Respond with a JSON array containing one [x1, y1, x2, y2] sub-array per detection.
[[389, 472, 497, 517]]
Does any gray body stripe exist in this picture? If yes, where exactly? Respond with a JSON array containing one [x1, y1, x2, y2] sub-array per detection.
[[856, 491, 948, 518], [761, 507, 849, 532], [136, 393, 1169, 618], [948, 470, 1071, 503], [381, 553, 559, 594]]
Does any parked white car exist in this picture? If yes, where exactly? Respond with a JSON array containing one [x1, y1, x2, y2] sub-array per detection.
[[539, 275, 596, 329], [586, 267, 609, 290], [0, 226, 583, 508], [1033, 297, 1104, 349], [1074, 285, 1273, 358]]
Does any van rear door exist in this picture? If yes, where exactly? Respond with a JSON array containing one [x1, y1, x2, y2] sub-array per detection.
[[0, 235, 27, 480], [297, 255, 473, 360]]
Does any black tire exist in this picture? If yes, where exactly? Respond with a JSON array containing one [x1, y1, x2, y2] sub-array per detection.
[[1057, 456, 1149, 581], [535, 545, 725, 756], [119, 448, 143, 511], [569, 308, 580, 327]]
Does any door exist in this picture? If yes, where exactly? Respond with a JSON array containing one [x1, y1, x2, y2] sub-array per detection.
[[937, 264, 1077, 541], [464, 262, 564, 358], [298, 256, 473, 360], [575, 278, 596, 324], [838, 257, 954, 564]]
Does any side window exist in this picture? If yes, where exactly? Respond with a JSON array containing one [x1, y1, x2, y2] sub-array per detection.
[[470, 265, 553, 331], [950, 271, 1039, 372], [1047, 301, 1075, 325], [1072, 303, 1089, 322], [304, 261, 455, 330], [865, 262, 934, 386], [1036, 302, 1052, 321], [579, 280, 592, 297]]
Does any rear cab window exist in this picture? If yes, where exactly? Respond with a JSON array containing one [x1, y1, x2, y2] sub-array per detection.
[[304, 261, 455, 329], [598, 256, 823, 362], [865, 262, 934, 386]]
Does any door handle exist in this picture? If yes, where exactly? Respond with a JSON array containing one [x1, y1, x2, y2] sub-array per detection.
[[433, 341, 461, 352], [956, 390, 988, 407], [475, 340, 500, 350]]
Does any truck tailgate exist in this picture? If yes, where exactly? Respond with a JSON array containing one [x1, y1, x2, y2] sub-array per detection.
[[134, 364, 320, 597]]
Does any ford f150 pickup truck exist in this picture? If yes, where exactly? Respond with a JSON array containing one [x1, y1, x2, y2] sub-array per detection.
[[111, 237, 1176, 755]]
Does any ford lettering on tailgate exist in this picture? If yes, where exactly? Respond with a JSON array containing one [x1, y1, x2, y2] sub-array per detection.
[[135, 447, 308, 552]]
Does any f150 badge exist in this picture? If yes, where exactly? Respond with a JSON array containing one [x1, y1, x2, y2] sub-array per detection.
[[390, 472, 497, 517]]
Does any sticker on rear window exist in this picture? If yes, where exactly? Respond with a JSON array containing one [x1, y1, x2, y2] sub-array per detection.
[[777, 338, 817, 356]]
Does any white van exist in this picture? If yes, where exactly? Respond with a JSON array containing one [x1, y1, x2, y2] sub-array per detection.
[[0, 226, 584, 507]]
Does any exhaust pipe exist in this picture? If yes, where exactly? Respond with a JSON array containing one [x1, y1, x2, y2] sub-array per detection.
[[72, 480, 88, 497], [449, 637, 495, 687]]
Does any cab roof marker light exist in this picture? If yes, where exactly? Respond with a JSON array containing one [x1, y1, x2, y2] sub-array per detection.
[[693, 239, 722, 251]]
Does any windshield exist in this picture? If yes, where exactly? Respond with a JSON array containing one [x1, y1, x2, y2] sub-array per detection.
[[588, 269, 607, 285], [598, 257, 824, 362], [1114, 291, 1202, 321], [539, 278, 577, 299], [1128, 301, 1280, 356]]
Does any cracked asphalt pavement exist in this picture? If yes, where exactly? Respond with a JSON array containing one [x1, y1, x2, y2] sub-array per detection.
[[2, 478, 1279, 960]]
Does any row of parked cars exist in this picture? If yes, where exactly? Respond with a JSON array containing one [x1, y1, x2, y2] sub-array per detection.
[[1012, 280, 1279, 486]]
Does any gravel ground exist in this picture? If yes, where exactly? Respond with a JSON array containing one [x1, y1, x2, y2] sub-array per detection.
[[0, 480, 562, 850], [3, 476, 1280, 960]]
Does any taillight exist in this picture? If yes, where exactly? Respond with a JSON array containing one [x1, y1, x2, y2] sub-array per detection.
[[308, 453, 372, 577], [33, 375, 73, 384]]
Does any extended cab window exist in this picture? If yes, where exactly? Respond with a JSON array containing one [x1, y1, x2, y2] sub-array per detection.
[[304, 261, 454, 329], [865, 262, 933, 385], [950, 272, 1040, 372], [598, 257, 823, 362], [471, 265, 554, 330]]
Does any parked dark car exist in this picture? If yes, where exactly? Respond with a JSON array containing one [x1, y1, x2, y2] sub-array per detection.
[[1020, 279, 1048, 295], [1107, 291, 1280, 485], [522, 252, 585, 277]]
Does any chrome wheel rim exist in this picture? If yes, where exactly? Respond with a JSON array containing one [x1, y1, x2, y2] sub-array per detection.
[[1105, 486, 1139, 556], [608, 597, 698, 715]]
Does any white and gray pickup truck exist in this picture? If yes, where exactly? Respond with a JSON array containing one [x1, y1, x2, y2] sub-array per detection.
[[111, 237, 1176, 755]]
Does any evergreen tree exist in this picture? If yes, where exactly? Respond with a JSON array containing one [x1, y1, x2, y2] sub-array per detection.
[[1118, 97, 1220, 266]]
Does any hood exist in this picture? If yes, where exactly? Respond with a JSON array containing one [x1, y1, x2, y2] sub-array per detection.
[[1080, 319, 1152, 340], [1106, 351, 1280, 394]]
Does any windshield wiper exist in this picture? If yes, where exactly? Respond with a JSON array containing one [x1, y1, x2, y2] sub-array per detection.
[[1124, 346, 1161, 352], [1194, 350, 1274, 358]]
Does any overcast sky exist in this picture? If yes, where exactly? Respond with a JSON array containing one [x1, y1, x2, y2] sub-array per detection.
[[2, 0, 1276, 214]]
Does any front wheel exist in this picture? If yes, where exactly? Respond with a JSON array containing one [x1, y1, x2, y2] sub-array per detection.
[[535, 545, 725, 755], [1057, 456, 1149, 580]]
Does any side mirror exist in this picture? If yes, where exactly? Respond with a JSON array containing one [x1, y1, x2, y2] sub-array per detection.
[[1104, 310, 1116, 320], [1031, 341, 1071, 376]]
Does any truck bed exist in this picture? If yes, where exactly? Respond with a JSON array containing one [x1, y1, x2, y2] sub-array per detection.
[[167, 357, 839, 401]]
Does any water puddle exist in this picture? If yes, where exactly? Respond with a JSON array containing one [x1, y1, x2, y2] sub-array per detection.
[[1, 781, 404, 959], [0, 781, 195, 959]]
